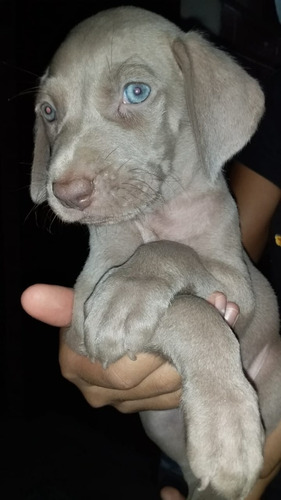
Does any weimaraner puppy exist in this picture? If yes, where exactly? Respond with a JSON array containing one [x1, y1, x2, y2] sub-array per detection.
[[30, 6, 281, 499]]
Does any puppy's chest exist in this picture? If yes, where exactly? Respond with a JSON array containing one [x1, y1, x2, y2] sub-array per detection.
[[135, 193, 220, 248]]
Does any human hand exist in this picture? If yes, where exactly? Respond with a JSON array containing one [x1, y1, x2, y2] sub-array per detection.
[[21, 285, 239, 412], [21, 284, 181, 411]]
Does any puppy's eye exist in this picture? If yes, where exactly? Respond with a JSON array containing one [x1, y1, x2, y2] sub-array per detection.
[[41, 102, 56, 122], [123, 83, 151, 104]]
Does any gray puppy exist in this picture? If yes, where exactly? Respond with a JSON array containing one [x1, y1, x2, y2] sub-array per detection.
[[30, 7, 281, 500]]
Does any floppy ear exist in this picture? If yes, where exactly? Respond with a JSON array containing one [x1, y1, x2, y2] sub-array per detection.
[[173, 32, 264, 182], [30, 114, 49, 203], [30, 71, 51, 204]]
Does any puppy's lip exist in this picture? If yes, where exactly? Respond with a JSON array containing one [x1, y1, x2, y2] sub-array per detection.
[[78, 211, 140, 225], [49, 199, 140, 225], [76, 196, 160, 224]]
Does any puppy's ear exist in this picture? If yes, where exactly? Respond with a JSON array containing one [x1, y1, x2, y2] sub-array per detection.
[[173, 33, 264, 182], [30, 113, 49, 203]]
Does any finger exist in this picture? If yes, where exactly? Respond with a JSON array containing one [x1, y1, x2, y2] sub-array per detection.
[[59, 337, 117, 388], [207, 291, 227, 315], [127, 360, 181, 397], [207, 292, 240, 326], [65, 357, 181, 408], [108, 360, 181, 400], [80, 383, 182, 412], [224, 301, 240, 327], [59, 335, 168, 389], [108, 353, 171, 389], [21, 284, 74, 327], [114, 389, 182, 413], [60, 338, 181, 400]]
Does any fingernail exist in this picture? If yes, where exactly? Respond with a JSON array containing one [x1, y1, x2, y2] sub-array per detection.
[[225, 305, 239, 327], [214, 293, 226, 316]]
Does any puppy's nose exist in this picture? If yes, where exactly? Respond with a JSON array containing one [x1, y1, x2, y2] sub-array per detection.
[[53, 178, 94, 210]]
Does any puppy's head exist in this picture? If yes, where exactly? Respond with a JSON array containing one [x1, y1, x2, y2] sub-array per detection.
[[31, 6, 264, 225]]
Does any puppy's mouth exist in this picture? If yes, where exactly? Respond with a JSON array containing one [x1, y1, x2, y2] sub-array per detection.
[[48, 170, 162, 225]]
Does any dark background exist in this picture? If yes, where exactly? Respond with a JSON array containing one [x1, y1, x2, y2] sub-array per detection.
[[1, 1, 281, 498]]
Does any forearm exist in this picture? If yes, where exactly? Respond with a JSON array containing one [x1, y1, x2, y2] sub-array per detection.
[[229, 162, 281, 262], [121, 240, 217, 297]]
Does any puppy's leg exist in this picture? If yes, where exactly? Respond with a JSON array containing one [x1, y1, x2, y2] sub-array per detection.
[[244, 265, 281, 435], [250, 339, 281, 434], [149, 295, 264, 500]]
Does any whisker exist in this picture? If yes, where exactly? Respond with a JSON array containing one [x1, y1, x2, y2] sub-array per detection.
[[18, 161, 33, 166], [117, 184, 149, 219], [24, 203, 39, 225], [130, 163, 185, 192], [119, 184, 150, 203], [117, 159, 131, 172], [126, 177, 163, 202], [104, 146, 119, 162], [8, 86, 41, 102], [128, 166, 164, 182], [47, 210, 59, 234], [121, 182, 159, 206], [123, 167, 164, 200], [2, 60, 40, 79], [166, 171, 185, 191], [23, 198, 48, 225]]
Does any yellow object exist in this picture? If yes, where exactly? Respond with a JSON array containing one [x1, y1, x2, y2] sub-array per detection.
[[275, 235, 281, 247]]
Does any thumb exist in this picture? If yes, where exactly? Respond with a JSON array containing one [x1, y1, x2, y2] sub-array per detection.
[[21, 284, 74, 327]]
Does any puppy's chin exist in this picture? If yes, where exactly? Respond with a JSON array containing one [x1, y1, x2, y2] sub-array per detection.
[[47, 195, 154, 226]]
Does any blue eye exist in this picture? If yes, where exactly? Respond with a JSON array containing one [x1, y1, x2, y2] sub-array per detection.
[[123, 83, 151, 104], [41, 102, 56, 122]]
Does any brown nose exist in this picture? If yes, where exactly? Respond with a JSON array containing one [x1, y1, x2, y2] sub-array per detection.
[[53, 178, 94, 210]]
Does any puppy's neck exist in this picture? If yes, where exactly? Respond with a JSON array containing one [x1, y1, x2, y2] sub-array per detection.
[[134, 181, 242, 263]]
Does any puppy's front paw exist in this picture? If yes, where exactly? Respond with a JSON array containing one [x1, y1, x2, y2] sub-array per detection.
[[63, 301, 88, 356], [185, 378, 264, 499], [83, 269, 173, 366]]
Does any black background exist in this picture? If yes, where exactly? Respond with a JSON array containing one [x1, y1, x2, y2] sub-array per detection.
[[1, 1, 281, 498]]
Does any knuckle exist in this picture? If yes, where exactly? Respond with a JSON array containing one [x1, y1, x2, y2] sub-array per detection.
[[109, 378, 135, 391], [106, 368, 137, 390], [83, 390, 109, 409], [113, 401, 135, 414], [58, 356, 72, 381]]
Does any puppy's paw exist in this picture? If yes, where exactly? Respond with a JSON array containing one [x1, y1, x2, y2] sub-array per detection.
[[185, 378, 264, 499], [63, 311, 88, 356], [83, 269, 173, 366]]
